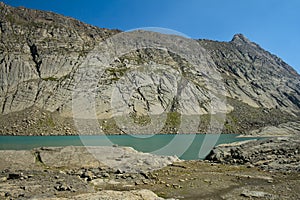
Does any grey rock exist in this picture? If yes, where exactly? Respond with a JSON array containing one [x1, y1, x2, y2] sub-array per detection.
[[8, 173, 22, 180], [102, 172, 110, 178], [0, 150, 36, 170], [32, 189, 167, 200], [206, 136, 300, 172], [0, 3, 299, 135], [1, 146, 179, 173], [54, 183, 72, 191], [241, 190, 274, 198]]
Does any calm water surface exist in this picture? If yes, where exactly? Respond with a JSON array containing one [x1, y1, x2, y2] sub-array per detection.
[[0, 134, 260, 160]]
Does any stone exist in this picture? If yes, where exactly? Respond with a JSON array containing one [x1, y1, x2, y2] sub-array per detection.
[[55, 184, 72, 191], [172, 183, 181, 189], [37, 189, 166, 200], [90, 178, 105, 186], [206, 136, 300, 172], [35, 146, 103, 169], [0, 177, 7, 182], [241, 190, 274, 198], [102, 173, 110, 178], [8, 173, 22, 180]]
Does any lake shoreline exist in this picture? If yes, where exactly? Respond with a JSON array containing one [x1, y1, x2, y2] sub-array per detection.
[[0, 134, 263, 160], [0, 122, 299, 199], [0, 142, 299, 199]]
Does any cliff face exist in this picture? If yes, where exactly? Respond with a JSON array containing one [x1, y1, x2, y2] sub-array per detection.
[[0, 2, 299, 135]]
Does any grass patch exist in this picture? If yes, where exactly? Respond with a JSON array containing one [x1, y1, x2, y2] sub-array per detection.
[[42, 77, 59, 81]]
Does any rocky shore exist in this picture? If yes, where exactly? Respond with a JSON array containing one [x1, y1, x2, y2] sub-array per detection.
[[206, 136, 300, 172], [206, 121, 300, 173], [0, 146, 178, 200], [1, 142, 299, 200]]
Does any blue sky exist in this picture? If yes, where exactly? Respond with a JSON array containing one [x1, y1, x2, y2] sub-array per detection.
[[3, 0, 300, 73]]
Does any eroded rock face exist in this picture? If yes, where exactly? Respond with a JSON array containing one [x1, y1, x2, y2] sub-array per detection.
[[249, 121, 300, 136], [0, 2, 300, 135], [206, 136, 300, 172]]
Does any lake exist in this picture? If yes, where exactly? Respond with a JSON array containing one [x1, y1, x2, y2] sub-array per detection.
[[0, 134, 259, 160]]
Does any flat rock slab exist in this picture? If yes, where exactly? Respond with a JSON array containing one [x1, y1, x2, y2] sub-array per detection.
[[87, 146, 179, 173], [10, 146, 180, 173], [32, 189, 166, 200], [35, 146, 104, 169], [0, 150, 36, 170], [37, 146, 179, 173]]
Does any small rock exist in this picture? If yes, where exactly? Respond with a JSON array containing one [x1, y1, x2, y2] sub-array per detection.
[[27, 174, 34, 178], [172, 183, 181, 189], [55, 184, 72, 191], [8, 173, 21, 180], [115, 169, 123, 174], [81, 171, 94, 181], [0, 177, 7, 182], [135, 180, 143, 185], [140, 172, 150, 179], [91, 179, 105, 186], [102, 173, 110, 178], [241, 190, 274, 198], [130, 174, 137, 179]]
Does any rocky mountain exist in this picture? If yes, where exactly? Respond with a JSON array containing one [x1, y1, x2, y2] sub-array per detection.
[[0, 2, 299, 135]]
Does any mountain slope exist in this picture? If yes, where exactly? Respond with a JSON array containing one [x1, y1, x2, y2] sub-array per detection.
[[0, 2, 299, 135]]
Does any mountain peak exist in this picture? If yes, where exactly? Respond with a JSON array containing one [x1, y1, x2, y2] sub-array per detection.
[[231, 33, 252, 45]]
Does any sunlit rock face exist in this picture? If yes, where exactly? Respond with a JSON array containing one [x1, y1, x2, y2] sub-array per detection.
[[0, 2, 299, 135]]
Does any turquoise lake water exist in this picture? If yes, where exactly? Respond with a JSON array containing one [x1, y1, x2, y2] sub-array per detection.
[[0, 134, 259, 160]]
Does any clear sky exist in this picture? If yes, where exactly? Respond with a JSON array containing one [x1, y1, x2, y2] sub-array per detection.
[[3, 0, 300, 73]]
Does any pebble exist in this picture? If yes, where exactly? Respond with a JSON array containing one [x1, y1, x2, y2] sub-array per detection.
[[8, 173, 22, 180], [102, 173, 110, 178], [54, 184, 72, 191], [135, 180, 143, 185], [172, 183, 181, 189], [0, 177, 7, 182]]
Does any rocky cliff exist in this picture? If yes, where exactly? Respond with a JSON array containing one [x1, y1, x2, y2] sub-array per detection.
[[0, 2, 299, 135]]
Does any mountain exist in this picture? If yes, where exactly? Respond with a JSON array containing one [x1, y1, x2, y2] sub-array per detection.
[[0, 2, 299, 135]]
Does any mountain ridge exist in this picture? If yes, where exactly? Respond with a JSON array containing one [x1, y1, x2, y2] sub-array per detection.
[[0, 2, 299, 135]]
